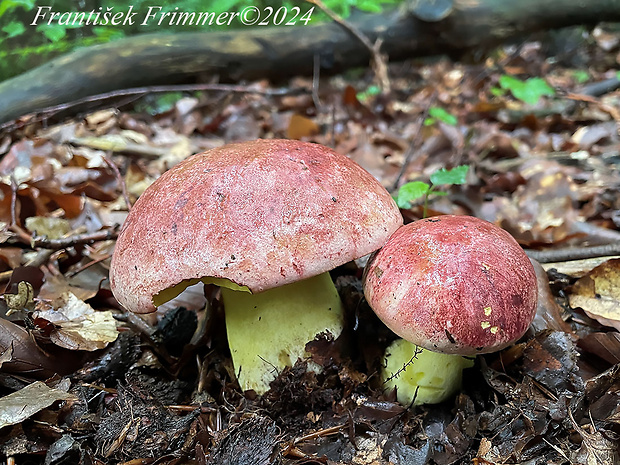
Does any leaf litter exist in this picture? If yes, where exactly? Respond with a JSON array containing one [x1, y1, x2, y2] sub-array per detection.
[[0, 25, 620, 465]]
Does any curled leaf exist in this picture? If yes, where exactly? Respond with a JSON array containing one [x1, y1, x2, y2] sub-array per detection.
[[0, 381, 76, 429], [569, 258, 620, 331]]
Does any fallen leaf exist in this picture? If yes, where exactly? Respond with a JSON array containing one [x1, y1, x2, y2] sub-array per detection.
[[0, 319, 58, 377], [3, 281, 35, 314], [569, 258, 620, 331], [25, 216, 71, 239], [0, 381, 76, 429], [50, 311, 118, 351], [287, 114, 319, 140], [35, 292, 119, 351], [578, 332, 620, 365]]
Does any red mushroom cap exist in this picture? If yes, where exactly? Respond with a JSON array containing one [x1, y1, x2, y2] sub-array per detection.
[[110, 139, 402, 313], [363, 215, 537, 355]]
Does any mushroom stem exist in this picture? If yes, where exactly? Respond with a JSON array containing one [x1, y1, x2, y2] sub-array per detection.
[[383, 339, 474, 405], [221, 271, 344, 394]]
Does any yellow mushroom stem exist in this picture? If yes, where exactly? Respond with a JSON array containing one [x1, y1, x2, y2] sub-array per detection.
[[383, 339, 474, 406], [221, 272, 344, 394]]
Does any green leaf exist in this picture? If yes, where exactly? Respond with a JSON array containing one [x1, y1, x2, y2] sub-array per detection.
[[430, 165, 469, 186], [396, 181, 430, 208], [2, 20, 24, 38], [356, 84, 381, 101], [357, 0, 383, 13], [92, 27, 126, 40], [571, 70, 590, 84], [135, 91, 185, 115], [428, 107, 457, 126], [616, 70, 620, 81], [490, 87, 505, 97], [499, 75, 555, 104], [423, 117, 435, 126], [0, 0, 36, 19], [37, 24, 67, 43]]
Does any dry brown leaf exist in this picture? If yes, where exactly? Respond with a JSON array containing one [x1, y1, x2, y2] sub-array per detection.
[[38, 269, 100, 303], [0, 247, 23, 269], [287, 114, 320, 140], [569, 258, 620, 331], [0, 319, 61, 377]]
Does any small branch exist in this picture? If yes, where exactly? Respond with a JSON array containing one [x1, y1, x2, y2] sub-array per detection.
[[383, 344, 423, 383], [9, 176, 18, 226], [0, 83, 304, 134], [391, 92, 438, 191], [7, 179, 34, 245], [30, 228, 119, 250], [526, 243, 620, 263], [312, 53, 322, 110], [104, 155, 132, 211], [293, 424, 346, 445], [67, 252, 112, 277], [306, 0, 390, 92]]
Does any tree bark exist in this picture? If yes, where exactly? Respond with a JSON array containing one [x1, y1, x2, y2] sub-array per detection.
[[0, 0, 618, 124]]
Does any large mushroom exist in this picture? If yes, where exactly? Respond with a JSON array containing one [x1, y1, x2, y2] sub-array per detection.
[[363, 215, 538, 405], [110, 139, 402, 393]]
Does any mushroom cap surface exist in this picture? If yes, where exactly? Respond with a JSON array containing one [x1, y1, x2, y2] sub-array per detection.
[[363, 215, 537, 355], [110, 139, 403, 313]]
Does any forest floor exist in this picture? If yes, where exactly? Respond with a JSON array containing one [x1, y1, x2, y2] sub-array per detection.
[[0, 23, 620, 465]]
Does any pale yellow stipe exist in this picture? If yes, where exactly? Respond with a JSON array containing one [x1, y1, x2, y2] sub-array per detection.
[[221, 272, 344, 394], [383, 339, 474, 405]]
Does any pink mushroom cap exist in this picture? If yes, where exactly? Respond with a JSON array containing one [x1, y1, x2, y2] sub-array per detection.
[[110, 139, 403, 313], [363, 215, 537, 355]]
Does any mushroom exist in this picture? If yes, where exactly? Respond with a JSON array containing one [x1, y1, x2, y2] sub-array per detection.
[[110, 139, 402, 394], [363, 215, 537, 404]]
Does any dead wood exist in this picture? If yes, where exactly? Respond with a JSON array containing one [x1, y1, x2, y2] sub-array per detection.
[[0, 0, 619, 123]]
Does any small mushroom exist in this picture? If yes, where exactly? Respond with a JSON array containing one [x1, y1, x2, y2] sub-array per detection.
[[110, 139, 402, 394], [363, 215, 537, 404]]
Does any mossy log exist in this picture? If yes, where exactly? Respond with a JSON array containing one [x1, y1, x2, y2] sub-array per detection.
[[0, 0, 619, 123]]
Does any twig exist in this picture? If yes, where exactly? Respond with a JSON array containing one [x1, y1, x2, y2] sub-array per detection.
[[29, 227, 119, 250], [0, 270, 13, 283], [282, 424, 346, 459], [383, 344, 423, 383], [391, 92, 438, 191], [67, 252, 112, 277], [293, 424, 347, 444], [7, 177, 34, 244], [306, 0, 390, 92], [526, 243, 620, 263], [9, 176, 18, 226], [104, 155, 132, 211], [0, 83, 305, 134], [312, 53, 323, 110]]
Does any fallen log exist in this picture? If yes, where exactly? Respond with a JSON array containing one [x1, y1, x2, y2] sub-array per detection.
[[0, 0, 619, 124]]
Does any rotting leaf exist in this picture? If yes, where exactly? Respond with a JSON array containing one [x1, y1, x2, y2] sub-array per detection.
[[569, 258, 620, 331], [569, 408, 620, 465], [24, 216, 71, 239], [50, 311, 118, 351], [522, 330, 584, 396], [0, 319, 62, 377], [3, 281, 35, 314], [38, 269, 99, 303], [578, 332, 620, 366], [0, 381, 76, 429], [35, 292, 119, 351]]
